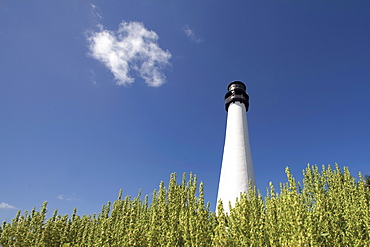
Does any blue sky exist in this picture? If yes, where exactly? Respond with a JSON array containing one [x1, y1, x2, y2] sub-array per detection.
[[1, 0, 370, 222]]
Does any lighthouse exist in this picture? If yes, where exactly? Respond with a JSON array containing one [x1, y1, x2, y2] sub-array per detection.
[[217, 81, 256, 214]]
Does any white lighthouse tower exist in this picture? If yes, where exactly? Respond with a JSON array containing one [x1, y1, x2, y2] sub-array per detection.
[[217, 81, 256, 214]]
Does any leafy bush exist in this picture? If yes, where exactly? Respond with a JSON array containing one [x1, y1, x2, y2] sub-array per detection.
[[1, 165, 369, 246]]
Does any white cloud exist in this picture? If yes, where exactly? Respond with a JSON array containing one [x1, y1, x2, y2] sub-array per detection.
[[89, 69, 97, 85], [0, 202, 16, 209], [87, 21, 172, 87], [57, 194, 80, 201], [90, 3, 103, 19], [183, 25, 202, 43]]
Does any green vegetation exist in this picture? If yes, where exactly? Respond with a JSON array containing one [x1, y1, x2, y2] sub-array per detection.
[[1, 165, 369, 246]]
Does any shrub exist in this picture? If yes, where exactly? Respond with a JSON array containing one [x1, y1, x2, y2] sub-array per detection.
[[1, 165, 369, 246]]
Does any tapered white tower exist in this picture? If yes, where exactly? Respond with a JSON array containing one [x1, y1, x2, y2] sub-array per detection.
[[217, 81, 256, 214]]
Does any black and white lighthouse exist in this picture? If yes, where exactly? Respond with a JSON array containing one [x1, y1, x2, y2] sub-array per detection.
[[217, 81, 256, 213]]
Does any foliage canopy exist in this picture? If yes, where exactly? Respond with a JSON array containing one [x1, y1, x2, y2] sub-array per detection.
[[1, 165, 369, 246]]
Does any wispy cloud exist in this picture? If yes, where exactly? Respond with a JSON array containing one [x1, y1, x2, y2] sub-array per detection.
[[183, 25, 202, 43], [90, 3, 103, 20], [57, 194, 80, 202], [89, 69, 97, 85], [87, 21, 172, 87], [0, 202, 16, 209]]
